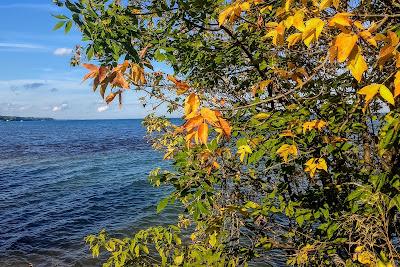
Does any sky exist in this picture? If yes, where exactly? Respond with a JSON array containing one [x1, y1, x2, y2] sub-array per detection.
[[0, 0, 172, 120]]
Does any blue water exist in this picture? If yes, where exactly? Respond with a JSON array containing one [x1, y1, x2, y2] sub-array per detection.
[[0, 120, 176, 266]]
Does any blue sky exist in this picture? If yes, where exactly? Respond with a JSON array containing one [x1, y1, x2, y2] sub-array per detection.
[[0, 0, 171, 119]]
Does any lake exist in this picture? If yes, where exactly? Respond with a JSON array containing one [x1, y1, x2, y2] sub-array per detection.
[[0, 119, 176, 266]]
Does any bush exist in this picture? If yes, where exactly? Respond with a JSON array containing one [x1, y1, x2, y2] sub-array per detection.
[[58, 0, 400, 266]]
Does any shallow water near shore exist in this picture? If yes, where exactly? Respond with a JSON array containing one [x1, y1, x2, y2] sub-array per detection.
[[0, 119, 176, 267]]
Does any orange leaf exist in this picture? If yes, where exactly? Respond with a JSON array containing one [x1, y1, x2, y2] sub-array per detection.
[[218, 117, 231, 139], [198, 122, 209, 144], [105, 92, 117, 104], [394, 71, 400, 98], [184, 93, 200, 118], [82, 63, 99, 82], [200, 108, 219, 123], [328, 13, 353, 27], [111, 71, 130, 89], [167, 75, 190, 94], [333, 33, 358, 63], [184, 115, 203, 132]]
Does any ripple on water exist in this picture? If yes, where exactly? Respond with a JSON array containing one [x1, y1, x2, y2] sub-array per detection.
[[0, 120, 176, 267]]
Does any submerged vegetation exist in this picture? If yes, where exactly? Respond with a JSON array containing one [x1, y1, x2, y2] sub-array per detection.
[[56, 0, 400, 266]]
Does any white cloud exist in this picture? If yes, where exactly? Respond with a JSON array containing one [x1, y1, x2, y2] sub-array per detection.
[[97, 105, 109, 112], [54, 48, 73, 56], [52, 103, 68, 112], [0, 42, 45, 49]]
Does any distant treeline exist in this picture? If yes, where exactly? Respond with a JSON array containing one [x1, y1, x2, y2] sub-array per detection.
[[0, 116, 54, 121]]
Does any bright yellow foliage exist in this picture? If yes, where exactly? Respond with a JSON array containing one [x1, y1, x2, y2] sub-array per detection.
[[304, 158, 328, 178], [276, 144, 298, 163]]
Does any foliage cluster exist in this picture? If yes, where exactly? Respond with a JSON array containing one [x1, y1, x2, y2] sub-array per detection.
[[57, 0, 400, 266]]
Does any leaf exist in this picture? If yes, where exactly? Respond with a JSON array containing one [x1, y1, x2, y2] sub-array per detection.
[[209, 233, 217, 247], [64, 20, 72, 33], [302, 18, 325, 47], [293, 10, 305, 31], [357, 84, 380, 105], [334, 33, 358, 63], [198, 122, 209, 144], [394, 71, 400, 98], [238, 145, 252, 162], [359, 30, 377, 47], [111, 71, 129, 89], [304, 158, 328, 178], [287, 33, 302, 48], [218, 117, 231, 139], [265, 22, 285, 46], [174, 255, 184, 265], [347, 46, 368, 82], [200, 108, 218, 123], [53, 21, 66, 31], [319, 0, 332, 10], [328, 13, 352, 27], [82, 63, 99, 82], [105, 92, 117, 104], [184, 93, 200, 118], [276, 144, 298, 163], [157, 197, 169, 213], [379, 84, 395, 105], [167, 75, 189, 94], [303, 120, 327, 132]]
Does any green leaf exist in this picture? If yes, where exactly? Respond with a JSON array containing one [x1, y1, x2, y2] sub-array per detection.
[[64, 20, 73, 33], [157, 197, 169, 213], [53, 21, 66, 31]]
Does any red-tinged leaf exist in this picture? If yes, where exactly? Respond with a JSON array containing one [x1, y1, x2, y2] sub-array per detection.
[[218, 117, 231, 139], [198, 122, 208, 144], [105, 92, 117, 104], [112, 72, 129, 89], [82, 63, 98, 72], [184, 115, 203, 132], [98, 66, 108, 83], [167, 75, 190, 95]]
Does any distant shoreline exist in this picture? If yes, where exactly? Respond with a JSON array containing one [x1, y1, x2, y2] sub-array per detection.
[[0, 116, 54, 122]]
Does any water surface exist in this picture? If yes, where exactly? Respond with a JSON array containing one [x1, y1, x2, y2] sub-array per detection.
[[0, 119, 175, 266]]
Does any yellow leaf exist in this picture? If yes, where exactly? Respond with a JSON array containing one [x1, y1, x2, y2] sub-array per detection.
[[394, 71, 400, 98], [302, 18, 325, 47], [276, 144, 298, 163], [316, 158, 328, 171], [328, 13, 352, 27], [253, 112, 271, 120], [304, 158, 327, 178], [238, 145, 252, 162], [266, 23, 285, 46], [335, 33, 358, 63], [303, 120, 327, 133], [287, 32, 303, 48], [293, 10, 305, 32], [285, 0, 293, 11], [347, 46, 368, 82], [319, 0, 332, 10], [198, 122, 209, 144], [184, 93, 200, 118], [200, 107, 219, 123], [174, 255, 184, 266], [280, 130, 296, 137], [357, 83, 380, 105], [218, 6, 234, 26], [379, 84, 395, 105], [360, 31, 377, 47], [332, 0, 340, 8]]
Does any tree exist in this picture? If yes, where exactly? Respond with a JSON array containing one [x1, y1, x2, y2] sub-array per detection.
[[57, 0, 400, 266]]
